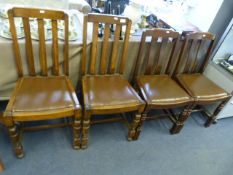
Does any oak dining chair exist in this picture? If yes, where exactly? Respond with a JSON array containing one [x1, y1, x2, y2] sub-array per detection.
[[3, 8, 82, 158], [175, 32, 231, 127], [133, 29, 193, 139], [81, 14, 145, 149]]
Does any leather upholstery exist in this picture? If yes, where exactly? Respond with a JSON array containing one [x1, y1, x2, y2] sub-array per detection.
[[137, 75, 192, 107], [176, 73, 230, 102], [82, 75, 144, 110], [6, 76, 80, 117]]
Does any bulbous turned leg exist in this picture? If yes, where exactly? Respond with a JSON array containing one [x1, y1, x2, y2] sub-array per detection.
[[170, 105, 192, 135], [8, 125, 24, 158], [81, 111, 91, 149], [73, 110, 82, 150], [132, 112, 147, 140], [204, 100, 228, 127], [0, 159, 4, 172], [128, 113, 141, 141], [170, 123, 184, 134]]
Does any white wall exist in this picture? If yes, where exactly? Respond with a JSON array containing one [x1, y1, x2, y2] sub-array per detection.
[[213, 26, 233, 60], [185, 0, 223, 31], [209, 0, 233, 42]]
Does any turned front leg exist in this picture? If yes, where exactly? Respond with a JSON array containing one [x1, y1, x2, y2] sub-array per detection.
[[170, 105, 193, 134], [8, 125, 24, 158], [204, 99, 229, 127], [133, 112, 147, 140], [81, 111, 91, 149], [132, 105, 149, 140], [128, 113, 142, 141], [73, 110, 82, 149]]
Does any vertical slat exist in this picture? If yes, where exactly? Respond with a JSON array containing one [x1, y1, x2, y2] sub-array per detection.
[[8, 10, 24, 77], [151, 41, 162, 75], [199, 39, 215, 73], [165, 38, 179, 75], [64, 14, 69, 76], [51, 19, 59, 75], [37, 19, 48, 76], [133, 33, 146, 77], [145, 36, 158, 74], [109, 24, 121, 74], [90, 22, 99, 74], [187, 40, 200, 73], [143, 41, 152, 75], [119, 20, 131, 74], [82, 15, 88, 75], [152, 38, 168, 74], [100, 23, 110, 74], [183, 40, 193, 73], [22, 17, 36, 76], [174, 39, 189, 75], [191, 39, 202, 73]]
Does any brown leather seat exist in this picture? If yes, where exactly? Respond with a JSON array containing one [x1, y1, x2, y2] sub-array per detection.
[[137, 75, 191, 108], [5, 76, 80, 119], [176, 73, 230, 103], [82, 75, 144, 110]]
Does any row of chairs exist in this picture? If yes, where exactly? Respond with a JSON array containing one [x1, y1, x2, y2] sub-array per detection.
[[1, 8, 231, 159]]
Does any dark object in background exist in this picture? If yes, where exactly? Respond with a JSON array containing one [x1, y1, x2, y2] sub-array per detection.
[[146, 14, 158, 27], [0, 100, 7, 112], [146, 14, 174, 30], [228, 55, 233, 65], [92, 7, 102, 13], [181, 31, 194, 39], [98, 23, 104, 38], [105, 0, 129, 14]]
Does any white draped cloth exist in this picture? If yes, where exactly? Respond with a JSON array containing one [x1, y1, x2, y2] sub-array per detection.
[[0, 0, 91, 13]]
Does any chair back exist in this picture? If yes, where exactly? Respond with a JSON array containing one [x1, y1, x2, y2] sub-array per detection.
[[82, 13, 132, 75], [8, 7, 69, 77], [175, 32, 215, 74], [134, 29, 180, 77]]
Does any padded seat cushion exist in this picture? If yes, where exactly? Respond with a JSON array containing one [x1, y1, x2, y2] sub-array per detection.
[[176, 73, 230, 102], [82, 75, 144, 109], [6, 76, 80, 117], [137, 75, 191, 106]]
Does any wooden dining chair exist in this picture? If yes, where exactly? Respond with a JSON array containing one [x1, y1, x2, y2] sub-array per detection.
[[175, 32, 231, 127], [3, 8, 82, 158], [133, 29, 193, 138], [81, 14, 145, 149]]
